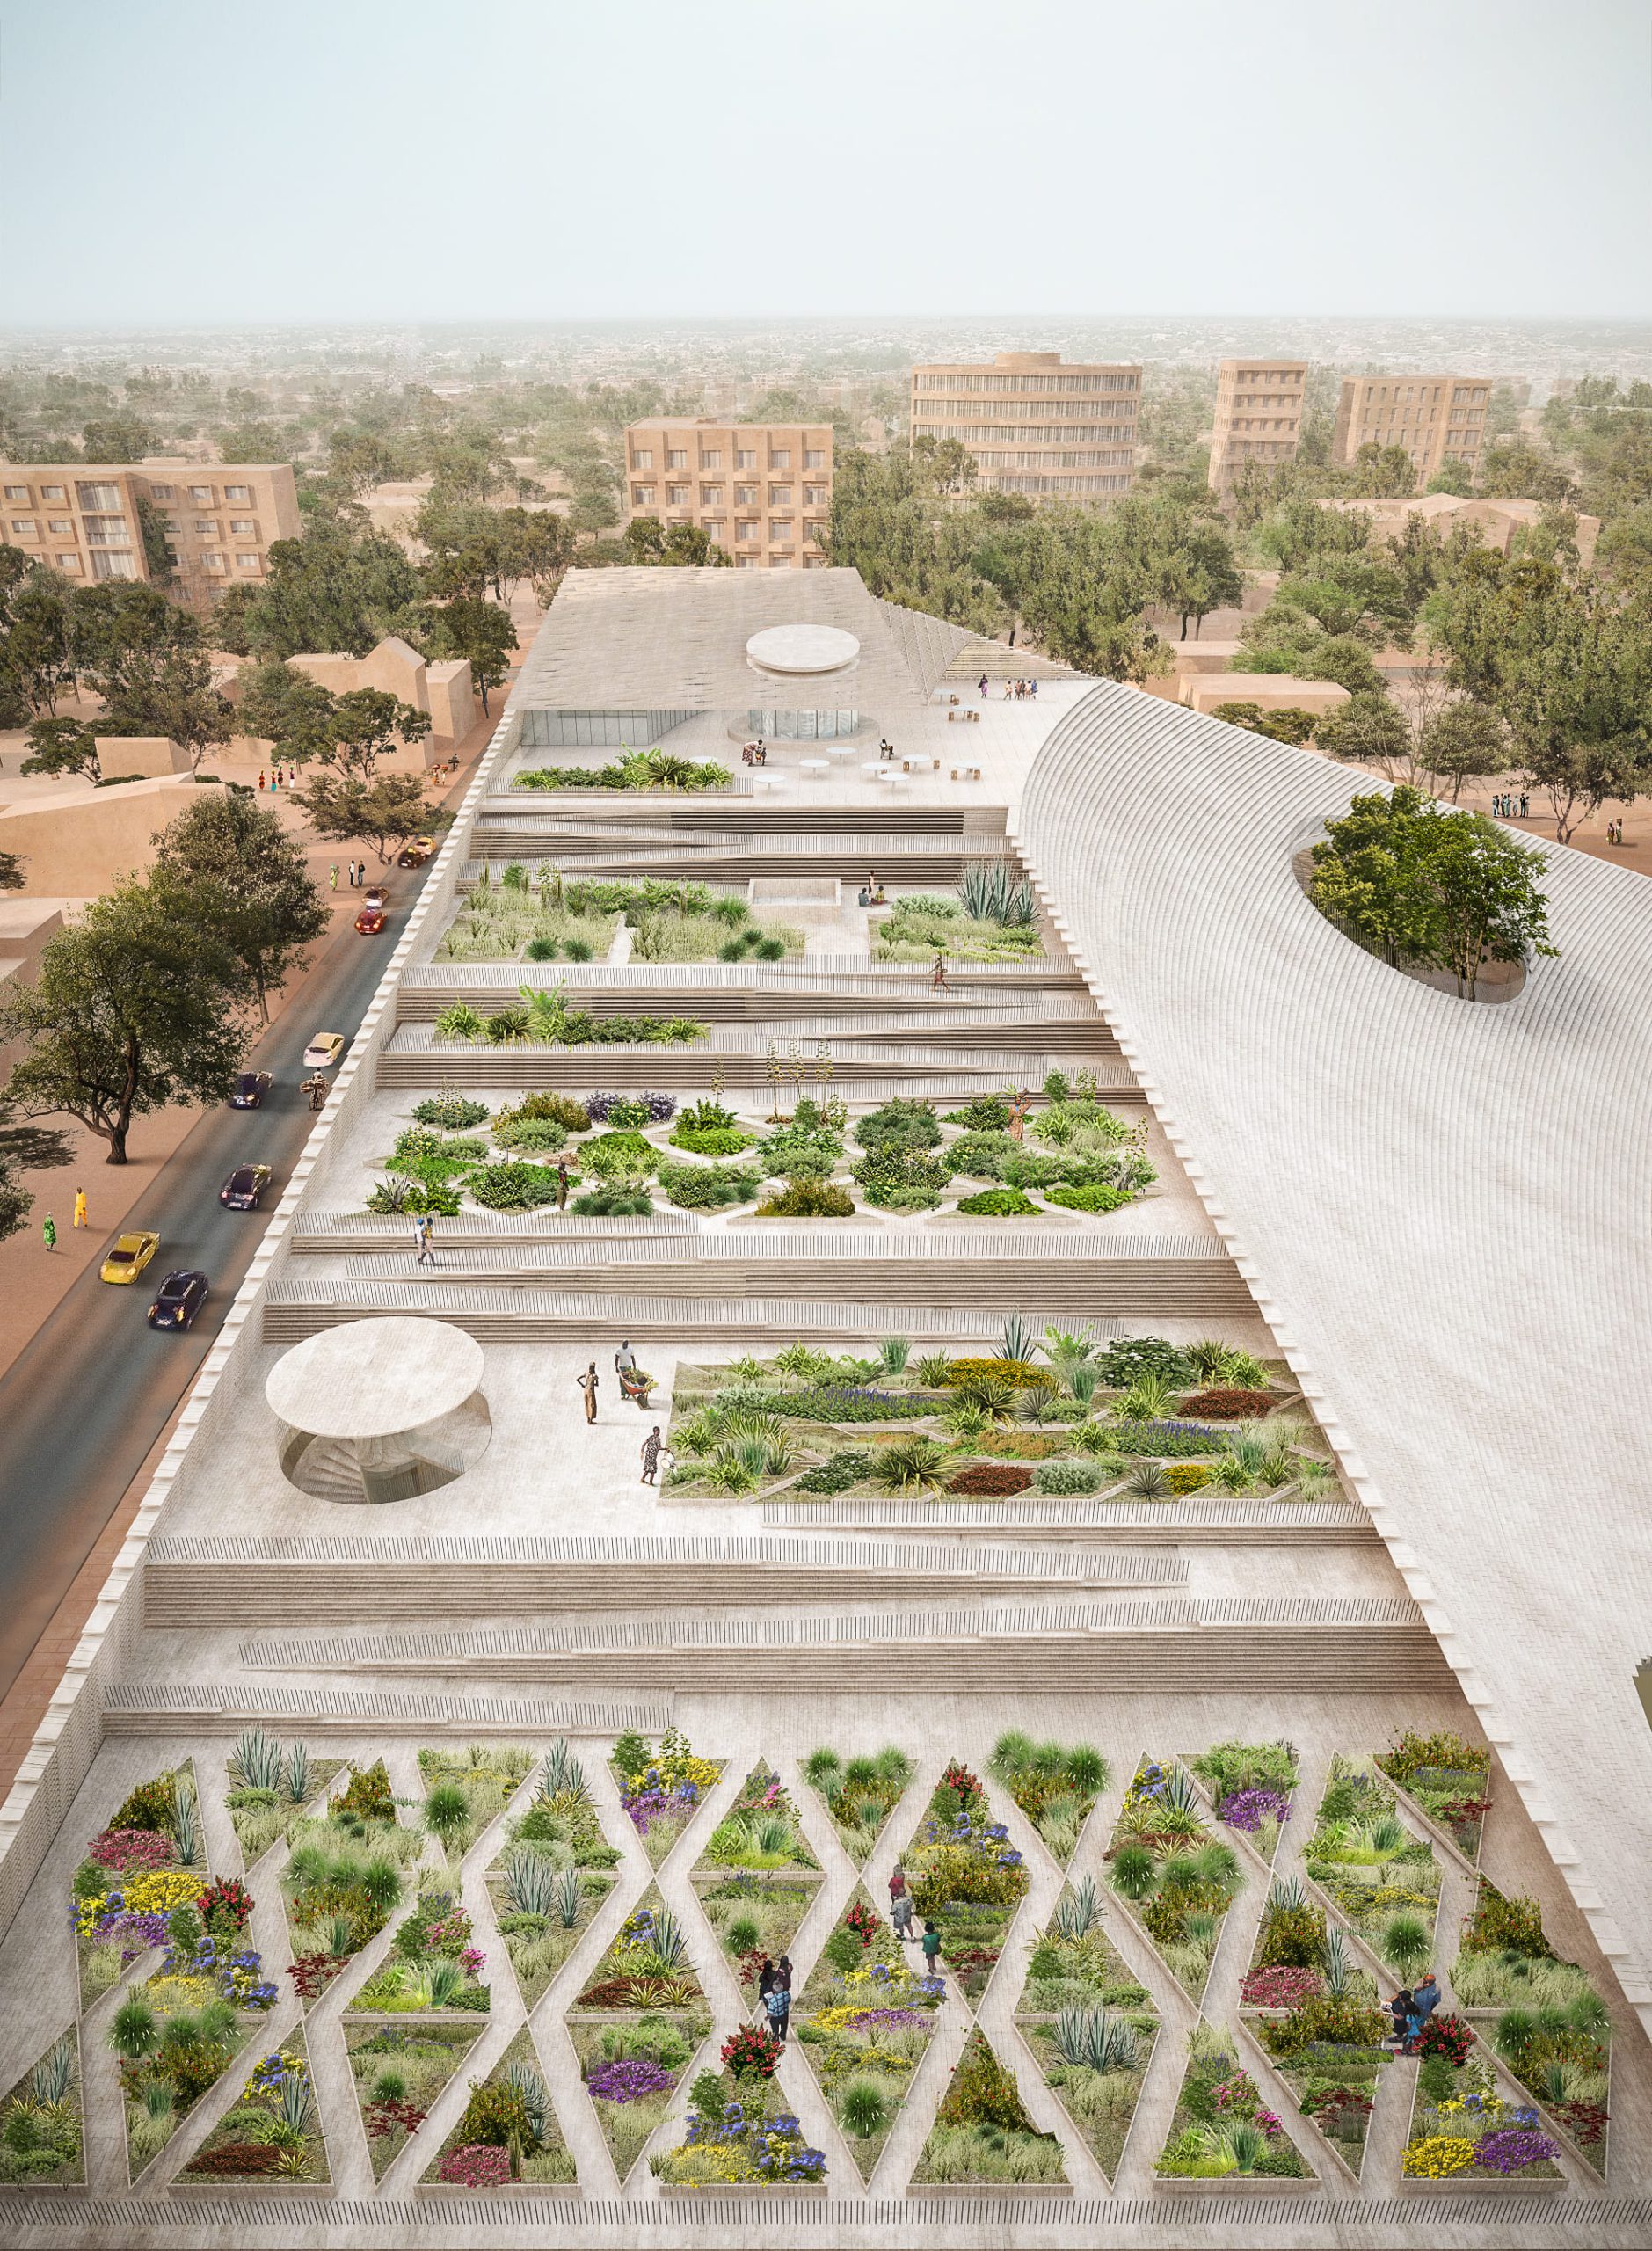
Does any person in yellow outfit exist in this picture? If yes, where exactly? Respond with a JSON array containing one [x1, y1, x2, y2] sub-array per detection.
[[73, 1187, 88, 1228]]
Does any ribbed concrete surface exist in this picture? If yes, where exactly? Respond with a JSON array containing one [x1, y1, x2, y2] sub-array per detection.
[[1015, 679, 1652, 2026]]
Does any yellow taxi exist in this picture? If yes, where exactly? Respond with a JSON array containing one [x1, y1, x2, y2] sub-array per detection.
[[101, 1230, 160, 1284]]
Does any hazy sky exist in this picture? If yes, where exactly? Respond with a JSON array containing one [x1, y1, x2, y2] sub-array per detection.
[[4, 0, 1648, 325]]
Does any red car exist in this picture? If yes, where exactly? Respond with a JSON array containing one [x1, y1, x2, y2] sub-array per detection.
[[354, 904, 387, 935]]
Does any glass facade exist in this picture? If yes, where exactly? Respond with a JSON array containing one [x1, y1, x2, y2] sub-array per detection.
[[746, 709, 860, 739]]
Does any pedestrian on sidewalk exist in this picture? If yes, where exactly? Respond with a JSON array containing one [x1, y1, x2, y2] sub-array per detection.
[[578, 1362, 599, 1423], [41, 1213, 56, 1252], [979, 673, 988, 699], [640, 1425, 663, 1485], [556, 1156, 571, 1212], [415, 1214, 436, 1266], [72, 1187, 87, 1228], [258, 769, 266, 791], [329, 863, 338, 892]]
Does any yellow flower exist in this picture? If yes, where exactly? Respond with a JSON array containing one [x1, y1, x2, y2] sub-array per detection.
[[1401, 2135, 1475, 2177], [121, 1870, 204, 1916]]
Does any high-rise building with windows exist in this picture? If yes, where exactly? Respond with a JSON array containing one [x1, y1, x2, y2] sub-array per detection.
[[622, 419, 833, 569], [907, 351, 1139, 502], [0, 461, 299, 614], [1207, 359, 1307, 492], [1332, 375, 1492, 491]]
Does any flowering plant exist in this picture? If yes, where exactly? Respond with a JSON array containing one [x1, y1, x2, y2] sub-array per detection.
[[1241, 1965, 1321, 2008], [88, 1827, 177, 1873], [1402, 2133, 1475, 2177], [197, 1876, 254, 1933], [1474, 2126, 1558, 2174], [287, 1952, 347, 2001], [1219, 1788, 1292, 1833], [844, 1900, 882, 1945], [812, 2003, 930, 2034], [721, 2024, 782, 2080], [1412, 2013, 1474, 2066], [674, 2101, 826, 2182], [243, 2049, 308, 2102], [587, 2057, 676, 2103], [438, 2142, 512, 2186], [163, 1934, 277, 2009], [365, 2095, 427, 2139]]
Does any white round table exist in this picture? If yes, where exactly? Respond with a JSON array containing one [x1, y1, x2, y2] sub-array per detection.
[[799, 758, 830, 775], [874, 769, 904, 784], [823, 743, 860, 759]]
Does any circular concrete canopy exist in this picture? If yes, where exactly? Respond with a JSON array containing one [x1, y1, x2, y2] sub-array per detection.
[[745, 623, 860, 676], [266, 1316, 484, 1439]]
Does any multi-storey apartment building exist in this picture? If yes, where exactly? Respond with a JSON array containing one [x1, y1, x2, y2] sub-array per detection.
[[907, 351, 1139, 502], [1207, 359, 1307, 492], [1332, 376, 1492, 491], [0, 461, 300, 615], [622, 419, 833, 569]]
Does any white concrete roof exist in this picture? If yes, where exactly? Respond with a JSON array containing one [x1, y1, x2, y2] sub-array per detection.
[[1015, 681, 1652, 2029]]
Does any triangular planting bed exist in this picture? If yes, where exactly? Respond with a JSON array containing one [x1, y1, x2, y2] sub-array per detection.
[[1152, 2022, 1320, 2188], [484, 1745, 623, 2010], [797, 1886, 939, 2012], [571, 1884, 709, 2013], [897, 1756, 1030, 2006], [222, 1730, 345, 1871], [344, 2017, 486, 2181], [985, 1733, 1109, 1867], [1454, 1880, 1611, 2178], [798, 1745, 914, 1867], [1400, 2014, 1567, 2188], [1233, 1980, 1393, 2184], [416, 1743, 536, 1866], [1181, 1740, 1299, 1868], [1373, 1729, 1491, 1870], [418, 2025, 576, 2190], [1012, 1873, 1160, 2183], [170, 2025, 331, 2189], [279, 1762, 426, 2009], [910, 2027, 1070, 2191], [72, 1759, 209, 2013], [347, 1883, 491, 2015], [694, 1760, 820, 1877], [609, 1728, 724, 1869], [1102, 1755, 1244, 2009], [0, 2025, 84, 2190], [568, 2012, 712, 2186]]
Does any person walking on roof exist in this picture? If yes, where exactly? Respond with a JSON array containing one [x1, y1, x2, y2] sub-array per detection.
[[979, 674, 988, 699], [556, 1155, 571, 1212], [641, 1425, 663, 1485], [578, 1362, 599, 1423]]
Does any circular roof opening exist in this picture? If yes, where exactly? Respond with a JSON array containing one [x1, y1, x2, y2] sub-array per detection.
[[746, 623, 861, 677]]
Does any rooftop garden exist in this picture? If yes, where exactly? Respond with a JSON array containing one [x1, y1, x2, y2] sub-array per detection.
[[800, 1744, 913, 1864], [574, 2013, 709, 2185], [651, 2074, 826, 2190], [609, 1727, 722, 1869], [417, 1741, 535, 1861], [1015, 1876, 1158, 2182], [69, 1762, 208, 2008], [874, 861, 1045, 965], [435, 866, 803, 964], [666, 1323, 1325, 1505], [987, 1732, 1108, 1863], [1017, 1874, 1154, 2017], [278, 1759, 424, 2007], [514, 747, 731, 792], [352, 1885, 491, 2015], [222, 1730, 344, 1868], [1186, 1739, 1299, 1862], [1374, 1727, 1491, 1863], [1241, 1886, 1388, 2180]]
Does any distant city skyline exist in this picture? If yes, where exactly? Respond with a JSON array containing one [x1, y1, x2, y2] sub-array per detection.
[[2, 0, 1648, 326]]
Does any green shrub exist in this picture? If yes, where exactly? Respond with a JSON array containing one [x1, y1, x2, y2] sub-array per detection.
[[758, 1176, 855, 1217], [957, 1187, 1041, 1217], [498, 1092, 592, 1133], [945, 1131, 1016, 1178], [1045, 1184, 1132, 1213], [659, 1162, 761, 1210], [469, 1162, 563, 1209], [1032, 1460, 1103, 1494], [670, 1125, 754, 1155], [944, 1096, 1013, 1130], [411, 1096, 490, 1130], [854, 1098, 941, 1152], [571, 1185, 652, 1216], [853, 1144, 950, 1209], [492, 1115, 568, 1152]]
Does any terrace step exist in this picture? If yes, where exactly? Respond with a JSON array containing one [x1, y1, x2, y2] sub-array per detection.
[[760, 1497, 1379, 1546], [402, 960, 1087, 998], [468, 841, 982, 884], [483, 801, 999, 835], [397, 983, 1102, 1031], [399, 997, 1115, 1053], [101, 1684, 673, 1736], [260, 1285, 1052, 1345], [142, 1533, 1188, 1628]]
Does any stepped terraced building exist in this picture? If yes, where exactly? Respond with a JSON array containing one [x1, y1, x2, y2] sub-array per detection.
[[0, 565, 1647, 2247]]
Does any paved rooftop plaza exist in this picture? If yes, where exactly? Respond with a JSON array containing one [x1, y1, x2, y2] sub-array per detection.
[[0, 568, 1646, 2246]]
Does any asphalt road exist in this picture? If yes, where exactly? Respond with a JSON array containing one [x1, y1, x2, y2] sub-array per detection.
[[0, 868, 433, 1705]]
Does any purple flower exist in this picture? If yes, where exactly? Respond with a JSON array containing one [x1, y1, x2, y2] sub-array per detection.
[[1218, 1788, 1293, 1832], [587, 2058, 676, 2103], [1474, 2127, 1558, 2175]]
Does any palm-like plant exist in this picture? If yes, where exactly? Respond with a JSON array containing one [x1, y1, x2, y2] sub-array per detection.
[[1117, 1373, 1178, 1421], [873, 1436, 949, 1493], [1001, 1312, 1037, 1364], [108, 1995, 159, 2061], [1123, 1460, 1169, 1500]]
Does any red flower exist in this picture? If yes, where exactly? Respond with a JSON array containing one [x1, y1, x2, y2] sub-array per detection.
[[721, 2024, 782, 2080]]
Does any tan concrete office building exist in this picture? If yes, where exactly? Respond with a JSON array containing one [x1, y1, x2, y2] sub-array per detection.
[[622, 419, 833, 570], [1208, 359, 1307, 492], [909, 351, 1139, 502], [0, 461, 300, 616], [1332, 377, 1491, 491]]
